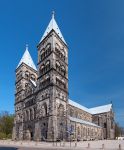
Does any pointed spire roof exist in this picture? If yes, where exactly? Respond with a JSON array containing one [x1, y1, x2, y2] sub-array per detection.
[[17, 45, 37, 71], [39, 11, 67, 45]]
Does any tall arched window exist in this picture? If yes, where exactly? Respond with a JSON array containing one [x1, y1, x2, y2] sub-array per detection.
[[41, 48, 45, 61], [70, 108, 74, 117], [45, 60, 50, 71], [58, 104, 64, 117], [77, 127, 80, 136], [30, 109, 33, 120], [81, 126, 83, 137], [40, 64, 45, 75], [42, 103, 47, 117], [75, 111, 78, 118], [56, 61, 60, 72], [83, 127, 86, 136], [45, 43, 51, 55]]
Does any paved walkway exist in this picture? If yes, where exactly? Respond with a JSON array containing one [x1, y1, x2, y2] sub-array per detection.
[[0, 140, 124, 150]]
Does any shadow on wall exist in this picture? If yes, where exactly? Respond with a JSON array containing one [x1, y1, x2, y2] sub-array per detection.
[[0, 147, 18, 150]]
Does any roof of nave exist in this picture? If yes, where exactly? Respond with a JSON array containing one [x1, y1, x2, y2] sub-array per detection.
[[89, 104, 112, 115], [69, 116, 101, 128], [69, 99, 112, 115], [68, 99, 91, 114], [17, 45, 37, 71], [39, 11, 67, 45]]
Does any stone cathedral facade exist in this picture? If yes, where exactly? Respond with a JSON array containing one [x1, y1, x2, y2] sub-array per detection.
[[13, 13, 115, 141]]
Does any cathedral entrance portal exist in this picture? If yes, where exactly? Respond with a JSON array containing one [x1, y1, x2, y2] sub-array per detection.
[[30, 131, 34, 140]]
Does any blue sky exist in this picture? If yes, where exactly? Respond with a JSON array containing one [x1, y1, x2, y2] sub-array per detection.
[[0, 0, 124, 126]]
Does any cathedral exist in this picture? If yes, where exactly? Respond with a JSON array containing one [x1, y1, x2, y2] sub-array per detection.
[[13, 12, 115, 141]]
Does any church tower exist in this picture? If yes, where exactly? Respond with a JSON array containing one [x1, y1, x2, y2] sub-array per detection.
[[35, 12, 68, 141], [14, 45, 37, 140]]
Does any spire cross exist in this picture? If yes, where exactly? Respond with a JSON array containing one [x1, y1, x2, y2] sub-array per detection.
[[52, 11, 55, 18], [26, 44, 28, 50]]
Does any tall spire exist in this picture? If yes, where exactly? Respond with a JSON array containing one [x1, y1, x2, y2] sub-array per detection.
[[17, 45, 37, 70], [39, 11, 66, 45]]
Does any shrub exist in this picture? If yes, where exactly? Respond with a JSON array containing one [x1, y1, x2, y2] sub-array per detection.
[[7, 134, 12, 139], [0, 132, 6, 140]]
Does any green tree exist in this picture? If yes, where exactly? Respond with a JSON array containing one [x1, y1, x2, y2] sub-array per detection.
[[0, 111, 14, 139]]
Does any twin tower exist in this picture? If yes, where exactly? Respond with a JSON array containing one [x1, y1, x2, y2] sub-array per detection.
[[13, 12, 69, 141]]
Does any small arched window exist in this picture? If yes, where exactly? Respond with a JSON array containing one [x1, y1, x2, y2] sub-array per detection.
[[55, 43, 60, 51], [56, 61, 60, 72], [25, 71, 30, 79], [31, 74, 35, 81], [61, 65, 66, 76], [45, 43, 51, 57], [46, 43, 51, 51], [45, 60, 50, 71]]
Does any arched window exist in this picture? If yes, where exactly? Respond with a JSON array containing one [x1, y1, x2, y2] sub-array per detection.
[[58, 104, 64, 117], [83, 127, 86, 136], [70, 108, 74, 117], [45, 60, 50, 71], [45, 43, 51, 54], [41, 43, 51, 59], [40, 48, 45, 60], [31, 74, 36, 81], [55, 43, 60, 52], [88, 128, 90, 136], [41, 103, 47, 117], [18, 71, 22, 80], [45, 93, 48, 98], [77, 127, 80, 136], [56, 61, 60, 72], [61, 65, 66, 76], [16, 73, 19, 80], [75, 111, 78, 118], [25, 71, 30, 79], [40, 64, 45, 75], [104, 123, 107, 128]]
